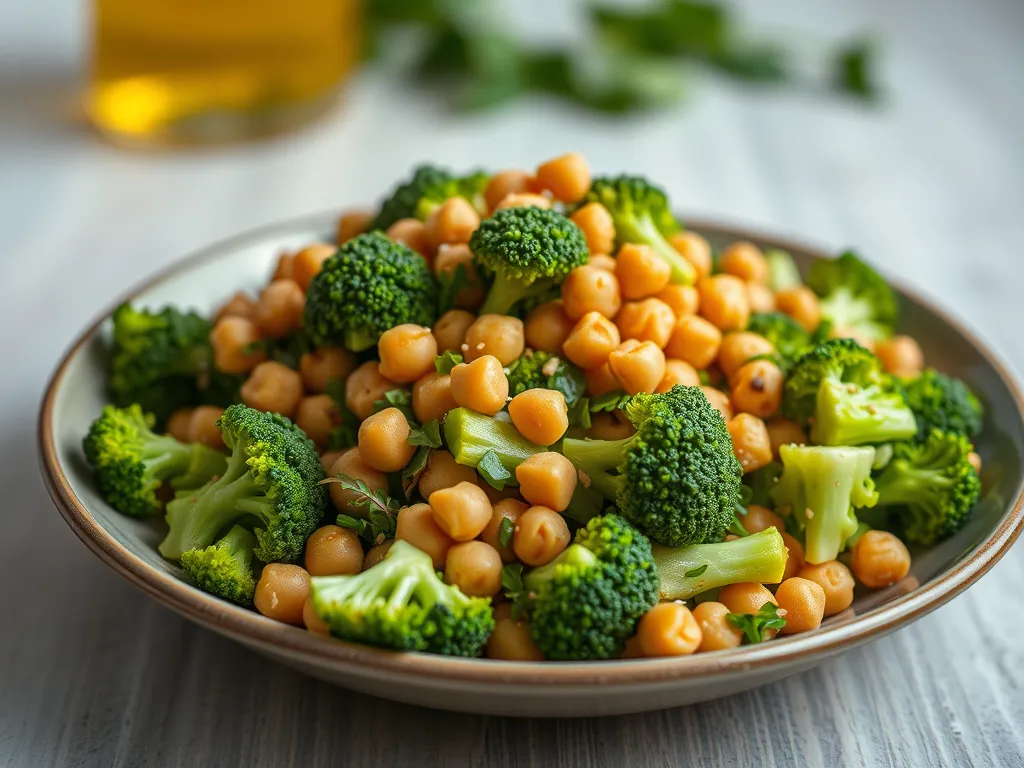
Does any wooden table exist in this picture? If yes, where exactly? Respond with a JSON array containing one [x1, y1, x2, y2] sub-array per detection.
[[2, 1, 1023, 765]]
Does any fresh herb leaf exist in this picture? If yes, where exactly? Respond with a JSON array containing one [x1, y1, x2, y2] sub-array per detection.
[[498, 516, 515, 548], [589, 391, 633, 413], [372, 388, 417, 424], [327, 473, 400, 546], [501, 562, 524, 595], [547, 360, 587, 405], [434, 350, 464, 374], [401, 445, 433, 499], [726, 602, 787, 644], [684, 564, 709, 578], [567, 397, 592, 429], [727, 505, 751, 538], [478, 450, 512, 490], [409, 419, 443, 449]]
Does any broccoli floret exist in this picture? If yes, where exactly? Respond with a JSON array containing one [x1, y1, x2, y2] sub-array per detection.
[[180, 525, 258, 606], [521, 514, 659, 660], [443, 407, 545, 477], [370, 165, 488, 231], [159, 405, 327, 562], [310, 539, 493, 656], [900, 368, 983, 440], [109, 303, 242, 424], [504, 351, 586, 405], [764, 249, 803, 292], [582, 175, 694, 284], [469, 207, 589, 315], [304, 233, 437, 351], [770, 444, 878, 564], [746, 312, 817, 370], [807, 251, 897, 344], [873, 430, 980, 546], [83, 404, 227, 518], [562, 385, 742, 547], [783, 339, 918, 446], [653, 528, 788, 600]]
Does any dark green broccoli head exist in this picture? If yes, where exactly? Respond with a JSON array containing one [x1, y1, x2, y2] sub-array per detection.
[[370, 165, 489, 231], [523, 514, 659, 660], [470, 206, 589, 315], [83, 404, 227, 518], [873, 429, 981, 546], [806, 251, 898, 344], [303, 233, 438, 351], [899, 368, 983, 440], [562, 385, 743, 547], [180, 525, 258, 606], [582, 175, 693, 284], [310, 539, 494, 656], [745, 312, 820, 370], [159, 404, 327, 562], [504, 351, 586, 405]]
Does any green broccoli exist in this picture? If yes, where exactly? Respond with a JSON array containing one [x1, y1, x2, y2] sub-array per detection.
[[521, 514, 659, 660], [504, 351, 586, 405], [783, 339, 918, 446], [873, 429, 980, 546], [899, 368, 983, 440], [443, 407, 545, 477], [370, 165, 488, 231], [581, 175, 694, 284], [83, 404, 227, 518], [180, 525, 258, 606], [745, 312, 817, 370], [764, 249, 803, 292], [469, 206, 589, 315], [159, 404, 327, 562], [303, 233, 438, 351], [310, 539, 494, 656], [653, 528, 788, 601], [770, 444, 878, 564], [806, 251, 897, 344], [561, 385, 743, 547]]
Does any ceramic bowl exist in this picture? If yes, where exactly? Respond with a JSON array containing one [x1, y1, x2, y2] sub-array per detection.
[[38, 213, 1024, 717]]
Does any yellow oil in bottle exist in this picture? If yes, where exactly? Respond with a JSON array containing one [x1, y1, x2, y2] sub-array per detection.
[[88, 0, 361, 145]]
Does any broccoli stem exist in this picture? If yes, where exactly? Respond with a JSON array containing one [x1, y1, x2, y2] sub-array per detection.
[[652, 528, 788, 601], [812, 380, 918, 446], [443, 408, 544, 476], [479, 274, 538, 316], [874, 462, 951, 508], [617, 216, 695, 285], [561, 435, 637, 500]]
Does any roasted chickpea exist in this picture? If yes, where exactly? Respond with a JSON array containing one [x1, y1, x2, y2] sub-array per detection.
[[215, 292, 257, 322], [782, 533, 805, 582], [481, 498, 529, 563], [657, 359, 701, 392], [300, 347, 356, 394], [561, 264, 622, 320], [588, 412, 635, 440], [747, 282, 776, 313], [608, 340, 666, 395], [166, 409, 194, 442], [692, 601, 744, 652], [718, 332, 775, 380], [433, 309, 476, 353], [434, 244, 484, 309], [719, 241, 768, 284], [304, 525, 363, 577], [302, 596, 330, 635], [417, 449, 478, 499], [508, 390, 569, 446], [699, 275, 750, 331], [570, 203, 615, 255], [337, 209, 374, 243], [850, 530, 911, 589], [614, 299, 676, 349], [584, 362, 622, 397], [345, 361, 397, 422], [295, 394, 339, 447], [412, 372, 458, 424], [562, 312, 621, 370], [386, 218, 431, 258], [616, 243, 672, 300], [464, 314, 525, 365], [637, 602, 702, 657], [875, 335, 925, 377], [494, 192, 552, 211], [485, 170, 532, 212], [665, 315, 722, 369], [513, 505, 571, 566], [450, 355, 509, 415], [535, 151, 591, 203], [727, 413, 773, 474], [377, 324, 438, 383], [487, 611, 544, 661], [272, 251, 295, 281], [588, 254, 618, 272], [429, 482, 493, 541], [775, 577, 826, 634], [656, 284, 700, 318], [701, 386, 733, 421], [524, 301, 575, 354], [395, 503, 454, 568], [445, 541, 503, 597], [775, 286, 821, 333], [254, 564, 310, 625], [516, 452, 578, 512], [741, 504, 786, 535], [731, 359, 784, 419], [319, 450, 344, 473], [669, 232, 712, 279], [210, 316, 266, 374], [186, 406, 225, 450], [328, 448, 388, 515], [363, 540, 394, 570], [766, 418, 807, 459], [291, 243, 335, 291], [426, 197, 480, 247], [241, 361, 304, 418], [357, 407, 415, 472], [798, 561, 855, 616]]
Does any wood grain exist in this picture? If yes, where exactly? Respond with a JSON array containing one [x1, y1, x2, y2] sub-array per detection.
[[2, 0, 1024, 765]]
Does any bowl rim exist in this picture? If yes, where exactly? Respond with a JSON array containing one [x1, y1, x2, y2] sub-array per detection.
[[38, 211, 1024, 687]]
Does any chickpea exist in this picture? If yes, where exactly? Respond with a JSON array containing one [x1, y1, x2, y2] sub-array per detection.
[[524, 301, 574, 354], [669, 232, 713, 279], [731, 360, 784, 419], [588, 412, 635, 440], [377, 324, 438, 383], [665, 315, 722, 369], [656, 284, 700, 318], [272, 251, 295, 281], [319, 450, 344, 473], [295, 394, 339, 447], [337, 209, 374, 243], [481, 498, 528, 563], [614, 299, 676, 349], [433, 309, 475, 354], [328, 448, 388, 515], [484, 170, 532, 212], [300, 347, 356, 394], [585, 362, 622, 398], [692, 601, 744, 652], [494, 193, 552, 211], [186, 406, 225, 450], [718, 332, 775, 380], [508, 390, 569, 446], [562, 312, 621, 370], [450, 355, 509, 415], [304, 525, 363, 577], [875, 335, 925, 377], [701, 386, 733, 421], [718, 583, 779, 638], [417, 450, 477, 499], [798, 561, 855, 616], [766, 418, 807, 459], [534, 151, 591, 203], [429, 482, 493, 541], [616, 244, 672, 300], [210, 316, 266, 374], [395, 503, 453, 568], [464, 314, 525, 365], [656, 359, 701, 393], [588, 254, 618, 272], [487, 612, 545, 661], [291, 243, 335, 291], [345, 361, 397, 421], [434, 244, 484, 309], [775, 577, 826, 635], [741, 504, 786, 535], [719, 241, 768, 284], [570, 203, 615, 255], [637, 602, 702, 657], [445, 541, 503, 597], [513, 505, 571, 566], [254, 564, 310, 625], [851, 530, 911, 589], [357, 407, 415, 472], [968, 451, 982, 473], [782, 533, 805, 582], [516, 452, 578, 511], [561, 265, 622, 320], [480, 483, 525, 506], [241, 361, 304, 418], [747, 282, 776, 313], [216, 292, 257, 322], [775, 286, 821, 333], [426, 197, 480, 247], [386, 218, 431, 259], [302, 596, 330, 636], [609, 340, 666, 395], [727, 413, 773, 474], [363, 540, 394, 570], [166, 408, 194, 442], [412, 372, 458, 424], [699, 275, 750, 332]]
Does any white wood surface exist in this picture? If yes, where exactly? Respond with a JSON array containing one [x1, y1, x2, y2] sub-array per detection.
[[2, 1, 1023, 765]]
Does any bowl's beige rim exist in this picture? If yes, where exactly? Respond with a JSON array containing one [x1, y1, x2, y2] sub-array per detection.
[[37, 212, 1024, 687]]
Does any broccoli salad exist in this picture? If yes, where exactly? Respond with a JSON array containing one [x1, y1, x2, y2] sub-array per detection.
[[82, 152, 985, 661]]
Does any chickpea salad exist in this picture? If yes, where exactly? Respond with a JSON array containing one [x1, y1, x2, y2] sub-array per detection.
[[82, 153, 986, 661]]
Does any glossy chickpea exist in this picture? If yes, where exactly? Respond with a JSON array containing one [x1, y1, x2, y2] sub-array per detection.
[[186, 406, 225, 450], [699, 275, 750, 331], [656, 359, 701, 393], [357, 408, 415, 472], [345, 361, 397, 421], [719, 241, 768, 284], [377, 324, 438, 383], [851, 531, 912, 589], [426, 197, 480, 247], [215, 292, 257, 322], [434, 244, 484, 309], [299, 347, 356, 393], [798, 561, 855, 616], [665, 315, 722, 370], [494, 192, 552, 211], [256, 278, 306, 335], [718, 583, 779, 638], [741, 504, 786, 535], [588, 254, 618, 272], [363, 540, 394, 570], [534, 151, 591, 203], [210, 316, 266, 374], [561, 264, 622, 320], [585, 362, 622, 398], [291, 243, 335, 291], [304, 525, 363, 577], [516, 452, 577, 512], [166, 409, 193, 442], [776, 577, 826, 634], [485, 170, 532, 212], [718, 332, 775, 380], [781, 533, 805, 582], [481, 498, 528, 563], [417, 450, 478, 499], [336, 209, 374, 243], [302, 596, 330, 636], [588, 412, 635, 440], [464, 314, 525, 365], [508, 390, 569, 446], [692, 601, 744, 652], [747, 282, 776, 313], [608, 340, 666, 395], [272, 251, 295, 281], [328, 448, 388, 515], [395, 503, 454, 568], [241, 361, 304, 418], [254, 564, 310, 625], [445, 541, 504, 597], [616, 243, 672, 300], [433, 309, 476, 353], [570, 203, 615, 255], [775, 286, 821, 333], [731, 359, 784, 419], [656, 284, 700, 318], [513, 505, 571, 566], [701, 386, 733, 421], [875, 335, 925, 377], [766, 418, 807, 459], [386, 218, 431, 259], [562, 312, 621, 369], [727, 413, 773, 474], [429, 482, 493, 541], [669, 232, 713, 279], [614, 299, 676, 349], [524, 301, 575, 354], [412, 372, 458, 424], [637, 602, 702, 657], [449, 355, 509, 415], [487, 611, 544, 661], [295, 394, 339, 447]]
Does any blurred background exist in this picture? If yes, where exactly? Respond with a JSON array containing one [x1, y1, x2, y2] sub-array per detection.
[[2, 1, 1023, 765]]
